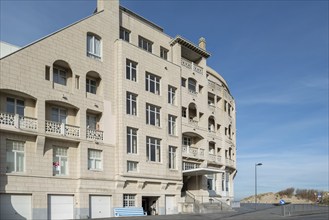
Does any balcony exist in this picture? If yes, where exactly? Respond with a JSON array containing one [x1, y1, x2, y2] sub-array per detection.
[[86, 128, 104, 141], [181, 58, 203, 74], [225, 158, 235, 167], [208, 154, 222, 164], [0, 112, 37, 131], [45, 120, 80, 138], [182, 145, 205, 159]]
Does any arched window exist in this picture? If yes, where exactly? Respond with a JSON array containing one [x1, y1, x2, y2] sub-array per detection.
[[86, 71, 101, 95], [87, 33, 101, 59], [53, 60, 72, 86], [208, 116, 215, 132]]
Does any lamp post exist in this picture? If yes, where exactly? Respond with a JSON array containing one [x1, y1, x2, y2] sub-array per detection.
[[255, 163, 263, 210]]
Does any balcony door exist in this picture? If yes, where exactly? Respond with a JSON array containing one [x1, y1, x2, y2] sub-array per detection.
[[51, 107, 67, 124]]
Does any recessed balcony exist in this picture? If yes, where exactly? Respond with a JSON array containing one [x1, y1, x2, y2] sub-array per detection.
[[0, 112, 37, 131], [45, 120, 80, 138], [182, 145, 205, 160]]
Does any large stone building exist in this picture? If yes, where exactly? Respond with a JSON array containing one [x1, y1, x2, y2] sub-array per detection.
[[0, 0, 236, 219]]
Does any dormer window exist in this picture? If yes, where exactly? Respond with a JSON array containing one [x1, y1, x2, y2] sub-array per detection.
[[87, 33, 101, 59]]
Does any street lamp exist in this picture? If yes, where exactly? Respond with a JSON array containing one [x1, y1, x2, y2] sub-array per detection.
[[255, 163, 263, 210]]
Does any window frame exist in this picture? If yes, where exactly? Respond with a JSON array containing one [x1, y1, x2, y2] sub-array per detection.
[[6, 97, 24, 116], [87, 33, 101, 59], [88, 149, 102, 171], [126, 92, 137, 116], [168, 85, 176, 105], [51, 107, 67, 124], [168, 146, 177, 170], [168, 115, 177, 136], [138, 36, 153, 52], [6, 140, 25, 173], [123, 194, 136, 207], [120, 27, 130, 42], [145, 72, 161, 95], [53, 147, 68, 176], [127, 127, 138, 154], [126, 59, 137, 82], [146, 104, 161, 127], [127, 161, 138, 172], [188, 78, 197, 93], [146, 136, 161, 162], [160, 46, 168, 60], [86, 77, 97, 94], [53, 66, 67, 86]]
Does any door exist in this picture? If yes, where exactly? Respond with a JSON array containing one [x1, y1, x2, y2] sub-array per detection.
[[165, 195, 175, 215], [0, 194, 32, 220], [48, 195, 74, 220], [90, 196, 111, 218]]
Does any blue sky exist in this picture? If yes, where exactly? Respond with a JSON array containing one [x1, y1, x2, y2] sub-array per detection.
[[1, 0, 328, 200]]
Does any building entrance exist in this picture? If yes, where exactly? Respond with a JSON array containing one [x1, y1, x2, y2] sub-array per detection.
[[142, 196, 159, 215]]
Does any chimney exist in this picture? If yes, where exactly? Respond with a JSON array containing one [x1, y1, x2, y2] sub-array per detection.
[[199, 37, 206, 50], [97, 0, 119, 12]]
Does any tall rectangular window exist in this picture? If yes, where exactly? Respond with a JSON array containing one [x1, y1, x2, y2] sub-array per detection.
[[87, 33, 101, 59], [160, 47, 168, 60], [145, 72, 160, 95], [168, 146, 176, 169], [182, 136, 192, 147], [126, 59, 137, 81], [86, 114, 97, 130], [127, 127, 137, 154], [168, 115, 177, 136], [51, 107, 67, 124], [127, 161, 138, 172], [146, 137, 161, 162], [53, 67, 67, 85], [138, 36, 153, 52], [146, 104, 160, 127], [88, 149, 102, 170], [86, 78, 97, 94], [75, 75, 80, 89], [226, 172, 229, 192], [53, 147, 68, 176], [168, 86, 176, 105], [6, 140, 24, 173], [120, 27, 130, 42], [126, 92, 137, 115], [6, 97, 24, 116], [123, 194, 135, 207]]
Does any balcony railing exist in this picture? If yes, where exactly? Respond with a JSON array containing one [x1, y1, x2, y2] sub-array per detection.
[[86, 128, 104, 141], [0, 112, 37, 131], [226, 158, 235, 167], [208, 154, 222, 164], [182, 145, 204, 159], [45, 120, 80, 138], [181, 58, 203, 74], [188, 118, 198, 126]]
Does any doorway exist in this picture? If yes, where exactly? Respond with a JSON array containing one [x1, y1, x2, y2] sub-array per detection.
[[142, 196, 159, 215]]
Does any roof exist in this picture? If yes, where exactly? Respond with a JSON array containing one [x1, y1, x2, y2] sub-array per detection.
[[170, 35, 211, 58], [183, 168, 224, 176]]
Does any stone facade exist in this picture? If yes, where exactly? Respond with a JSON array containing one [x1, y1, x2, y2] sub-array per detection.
[[0, 0, 236, 219]]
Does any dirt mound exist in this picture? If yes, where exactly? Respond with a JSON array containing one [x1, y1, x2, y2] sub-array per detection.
[[241, 192, 313, 204]]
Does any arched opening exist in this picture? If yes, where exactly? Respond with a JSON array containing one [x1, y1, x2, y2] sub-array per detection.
[[208, 116, 215, 132], [53, 60, 72, 86], [188, 103, 197, 121], [86, 71, 102, 95]]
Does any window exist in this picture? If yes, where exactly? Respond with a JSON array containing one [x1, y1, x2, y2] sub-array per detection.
[[146, 104, 160, 127], [208, 92, 215, 106], [222, 173, 225, 191], [126, 59, 137, 81], [182, 107, 187, 118], [138, 36, 153, 52], [127, 161, 138, 172], [182, 136, 191, 147], [75, 75, 80, 89], [145, 72, 160, 95], [168, 86, 176, 105], [51, 107, 67, 123], [146, 137, 161, 162], [6, 97, 24, 116], [53, 67, 67, 85], [226, 172, 229, 192], [87, 33, 101, 59], [120, 27, 130, 42], [168, 115, 177, 136], [53, 147, 68, 176], [45, 66, 50, 80], [160, 47, 168, 60], [88, 149, 102, 170], [168, 146, 177, 169], [6, 140, 24, 173], [181, 78, 186, 87], [86, 78, 97, 94], [207, 174, 215, 191], [126, 92, 137, 115], [127, 127, 137, 154], [188, 78, 197, 93], [87, 114, 97, 130], [123, 194, 135, 207]]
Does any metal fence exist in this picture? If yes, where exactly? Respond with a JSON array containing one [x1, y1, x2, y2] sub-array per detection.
[[281, 204, 329, 216]]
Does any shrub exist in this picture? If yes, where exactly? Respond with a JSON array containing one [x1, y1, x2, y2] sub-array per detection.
[[277, 187, 295, 198]]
